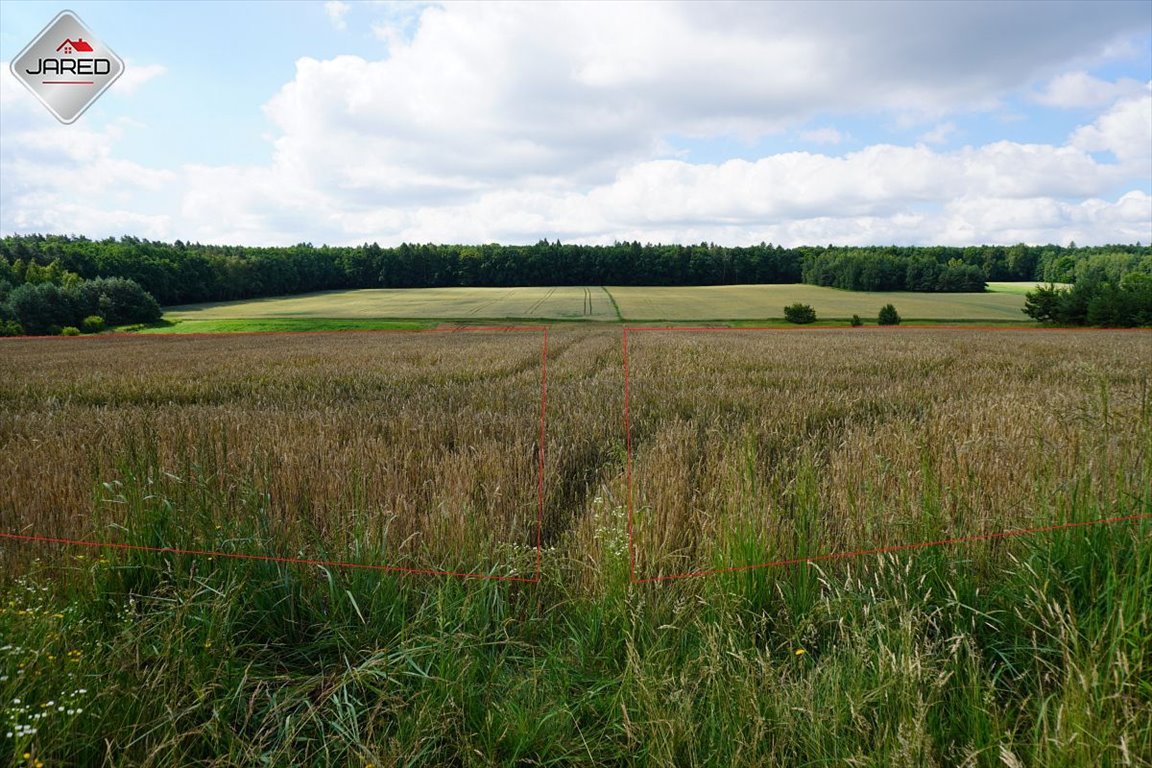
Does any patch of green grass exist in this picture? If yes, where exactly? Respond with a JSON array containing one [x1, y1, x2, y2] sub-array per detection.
[[986, 281, 1072, 295]]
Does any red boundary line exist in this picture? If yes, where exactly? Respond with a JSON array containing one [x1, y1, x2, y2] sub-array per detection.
[[2, 327, 548, 583], [623, 325, 1151, 583]]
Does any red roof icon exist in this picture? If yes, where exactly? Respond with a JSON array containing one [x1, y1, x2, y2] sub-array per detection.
[[56, 38, 94, 54]]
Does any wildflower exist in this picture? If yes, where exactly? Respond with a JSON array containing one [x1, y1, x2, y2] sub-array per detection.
[[794, 648, 806, 656]]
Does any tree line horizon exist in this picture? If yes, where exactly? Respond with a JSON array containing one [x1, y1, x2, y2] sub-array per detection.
[[2, 235, 1148, 307]]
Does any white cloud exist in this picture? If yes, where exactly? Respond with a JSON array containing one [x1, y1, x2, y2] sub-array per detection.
[[325, 1, 350, 31], [0, 67, 176, 239], [1035, 71, 1148, 108], [800, 127, 844, 145], [112, 62, 167, 96], [1069, 88, 1152, 167], [918, 122, 957, 145], [159, 136, 1148, 248], [1, 3, 1150, 248], [260, 1, 1152, 195]]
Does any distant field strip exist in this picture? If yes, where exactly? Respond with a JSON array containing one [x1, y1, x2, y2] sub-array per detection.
[[987, 281, 1072, 295], [165, 284, 1030, 323], [168, 286, 619, 321], [608, 284, 1029, 320]]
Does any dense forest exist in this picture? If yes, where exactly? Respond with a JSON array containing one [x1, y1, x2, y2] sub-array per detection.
[[1, 235, 1149, 305], [1, 235, 1149, 333]]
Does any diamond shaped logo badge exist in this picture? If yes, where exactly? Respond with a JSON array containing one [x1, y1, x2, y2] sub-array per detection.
[[10, 10, 124, 124]]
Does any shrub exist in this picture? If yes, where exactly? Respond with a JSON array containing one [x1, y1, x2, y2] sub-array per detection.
[[60, 326, 81, 336], [850, 314, 863, 327], [878, 304, 901, 326], [0, 319, 23, 336], [81, 315, 105, 334], [784, 303, 817, 324]]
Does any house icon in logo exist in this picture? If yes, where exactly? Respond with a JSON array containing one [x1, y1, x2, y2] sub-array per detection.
[[56, 38, 94, 54]]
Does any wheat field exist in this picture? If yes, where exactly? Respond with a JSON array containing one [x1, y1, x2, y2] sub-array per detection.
[[0, 327, 1149, 767]]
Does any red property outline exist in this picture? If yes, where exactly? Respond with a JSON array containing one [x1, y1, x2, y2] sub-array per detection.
[[1, 326, 548, 583], [623, 325, 1152, 583]]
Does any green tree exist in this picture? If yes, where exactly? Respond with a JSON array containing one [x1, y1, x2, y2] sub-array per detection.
[[784, 303, 817, 324], [1023, 283, 1064, 323], [4, 283, 77, 335], [878, 304, 901, 326]]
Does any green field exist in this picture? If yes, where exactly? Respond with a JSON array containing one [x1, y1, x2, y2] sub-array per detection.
[[134, 318, 436, 334], [608, 284, 1028, 321], [167, 286, 620, 322], [164, 283, 1033, 325], [987, 281, 1072, 295]]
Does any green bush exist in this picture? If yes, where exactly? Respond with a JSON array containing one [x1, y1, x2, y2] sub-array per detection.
[[850, 314, 863, 327], [60, 326, 81, 336], [0, 319, 23, 336], [81, 315, 105, 334], [784, 303, 817, 324], [878, 304, 901, 325]]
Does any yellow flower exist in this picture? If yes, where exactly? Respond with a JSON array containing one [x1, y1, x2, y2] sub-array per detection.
[[794, 648, 806, 656]]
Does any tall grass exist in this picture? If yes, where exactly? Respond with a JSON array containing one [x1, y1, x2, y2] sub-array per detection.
[[1, 328, 1149, 766]]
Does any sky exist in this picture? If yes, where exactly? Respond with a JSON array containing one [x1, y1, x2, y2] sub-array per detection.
[[0, 0, 1150, 248]]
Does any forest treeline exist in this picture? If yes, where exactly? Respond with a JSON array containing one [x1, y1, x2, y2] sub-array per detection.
[[1, 235, 1149, 306], [1, 236, 1150, 332]]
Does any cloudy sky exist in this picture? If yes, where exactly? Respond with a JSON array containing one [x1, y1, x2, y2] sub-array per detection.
[[1, 0, 1149, 247]]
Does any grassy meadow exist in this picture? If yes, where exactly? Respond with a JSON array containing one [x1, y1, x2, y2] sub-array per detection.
[[159, 283, 1032, 328], [986, 281, 1073, 295], [1, 328, 1150, 766], [166, 286, 621, 323], [608, 284, 1029, 321]]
